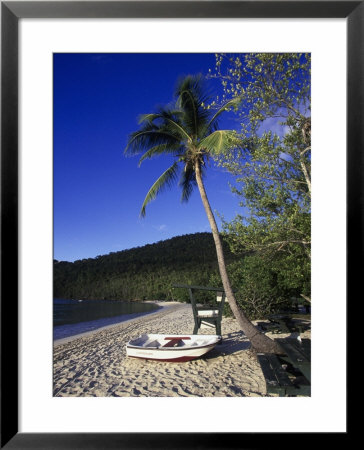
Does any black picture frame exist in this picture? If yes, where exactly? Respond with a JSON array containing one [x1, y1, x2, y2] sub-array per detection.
[[1, 1, 357, 448]]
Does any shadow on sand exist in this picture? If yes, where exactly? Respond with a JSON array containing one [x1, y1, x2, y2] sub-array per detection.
[[205, 331, 250, 359]]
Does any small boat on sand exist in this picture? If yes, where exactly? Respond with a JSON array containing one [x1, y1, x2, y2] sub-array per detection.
[[126, 334, 221, 362]]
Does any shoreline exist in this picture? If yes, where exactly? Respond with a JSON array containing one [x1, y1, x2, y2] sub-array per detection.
[[53, 302, 310, 397], [53, 300, 174, 346]]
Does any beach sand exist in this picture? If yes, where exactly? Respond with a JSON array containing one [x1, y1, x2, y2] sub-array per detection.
[[53, 302, 310, 397]]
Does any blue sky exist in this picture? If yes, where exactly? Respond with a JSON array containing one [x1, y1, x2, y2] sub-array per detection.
[[53, 53, 241, 262]]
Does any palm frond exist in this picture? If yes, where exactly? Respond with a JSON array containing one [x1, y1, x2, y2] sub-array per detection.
[[207, 97, 242, 130], [198, 130, 240, 155], [179, 165, 197, 202], [137, 109, 191, 143], [138, 143, 182, 166], [138, 109, 183, 125], [163, 117, 191, 143], [138, 113, 160, 124], [175, 75, 211, 136], [175, 75, 211, 106], [128, 74, 239, 218], [140, 162, 180, 217], [125, 124, 180, 156]]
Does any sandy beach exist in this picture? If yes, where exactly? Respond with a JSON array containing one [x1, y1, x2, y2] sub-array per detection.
[[53, 302, 310, 397]]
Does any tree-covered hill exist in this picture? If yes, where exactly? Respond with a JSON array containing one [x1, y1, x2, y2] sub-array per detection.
[[54, 232, 235, 302]]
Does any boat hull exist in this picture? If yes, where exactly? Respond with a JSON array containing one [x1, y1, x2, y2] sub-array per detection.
[[126, 334, 221, 362]]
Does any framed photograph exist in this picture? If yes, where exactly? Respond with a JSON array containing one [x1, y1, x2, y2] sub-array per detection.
[[2, 1, 358, 448]]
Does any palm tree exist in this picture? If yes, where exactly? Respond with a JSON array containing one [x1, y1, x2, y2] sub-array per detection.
[[125, 75, 281, 353]]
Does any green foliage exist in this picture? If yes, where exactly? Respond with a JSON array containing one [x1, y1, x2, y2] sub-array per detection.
[[140, 162, 179, 217], [209, 53, 310, 126], [209, 254, 309, 320], [125, 74, 240, 217], [53, 233, 236, 302], [208, 53, 311, 308]]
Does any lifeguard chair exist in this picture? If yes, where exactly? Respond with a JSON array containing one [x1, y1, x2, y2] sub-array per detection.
[[173, 284, 227, 336]]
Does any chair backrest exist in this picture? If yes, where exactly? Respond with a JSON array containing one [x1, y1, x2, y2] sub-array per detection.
[[190, 289, 226, 321], [216, 292, 226, 319], [173, 284, 228, 320], [216, 291, 229, 304]]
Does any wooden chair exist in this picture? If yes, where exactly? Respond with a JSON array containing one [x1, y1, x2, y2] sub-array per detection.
[[173, 284, 227, 336]]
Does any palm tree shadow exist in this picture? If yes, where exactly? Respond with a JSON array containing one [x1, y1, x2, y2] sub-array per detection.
[[205, 331, 250, 359]]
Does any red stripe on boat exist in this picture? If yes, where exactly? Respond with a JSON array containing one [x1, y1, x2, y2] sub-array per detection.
[[128, 355, 198, 362], [164, 337, 191, 340], [162, 337, 192, 347]]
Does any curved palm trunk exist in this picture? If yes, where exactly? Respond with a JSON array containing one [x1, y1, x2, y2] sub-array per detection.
[[195, 162, 282, 354]]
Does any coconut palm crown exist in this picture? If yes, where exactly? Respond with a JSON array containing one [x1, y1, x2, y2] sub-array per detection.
[[124, 74, 282, 354], [124, 74, 239, 216]]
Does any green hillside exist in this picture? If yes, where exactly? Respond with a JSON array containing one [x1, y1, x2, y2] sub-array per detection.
[[54, 232, 236, 302]]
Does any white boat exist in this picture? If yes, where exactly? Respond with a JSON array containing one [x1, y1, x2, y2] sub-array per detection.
[[126, 334, 221, 362]]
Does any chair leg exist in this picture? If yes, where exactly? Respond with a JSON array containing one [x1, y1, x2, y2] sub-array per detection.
[[216, 321, 221, 336], [193, 320, 199, 334], [216, 322, 223, 344]]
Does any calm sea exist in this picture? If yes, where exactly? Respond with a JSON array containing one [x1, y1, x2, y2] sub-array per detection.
[[53, 298, 159, 341]]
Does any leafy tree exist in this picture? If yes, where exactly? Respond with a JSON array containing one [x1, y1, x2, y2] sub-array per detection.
[[209, 53, 311, 305], [124, 74, 281, 353], [210, 254, 309, 320]]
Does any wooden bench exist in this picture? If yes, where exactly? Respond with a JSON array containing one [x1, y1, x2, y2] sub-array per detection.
[[257, 353, 295, 396], [257, 319, 290, 334], [268, 315, 309, 334], [257, 353, 311, 397], [257, 337, 311, 396], [292, 297, 311, 314], [173, 284, 227, 336], [276, 338, 311, 382]]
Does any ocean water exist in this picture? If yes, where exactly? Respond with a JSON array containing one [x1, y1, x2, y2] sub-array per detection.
[[53, 298, 159, 341]]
